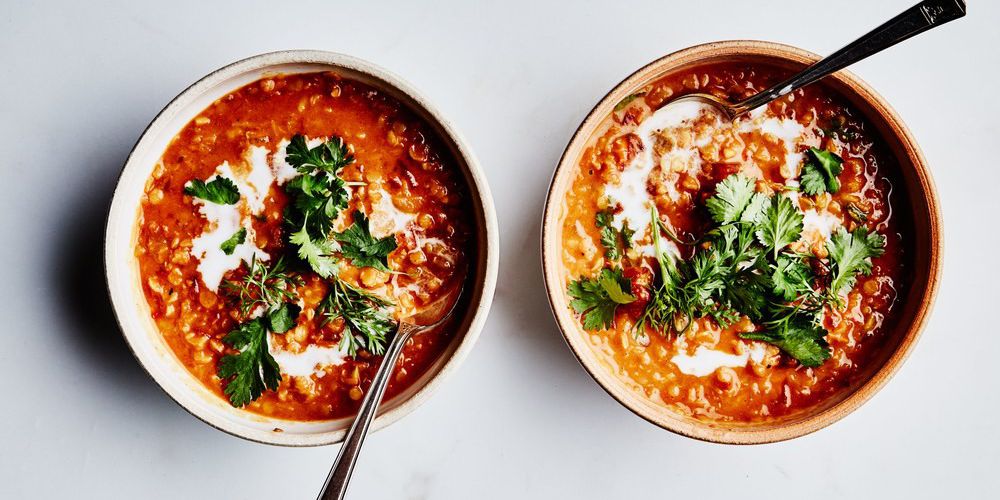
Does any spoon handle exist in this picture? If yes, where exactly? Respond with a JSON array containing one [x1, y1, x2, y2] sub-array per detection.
[[317, 323, 420, 500], [732, 0, 966, 116]]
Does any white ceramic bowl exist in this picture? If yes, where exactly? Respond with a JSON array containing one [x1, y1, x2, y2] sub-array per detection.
[[105, 50, 499, 446]]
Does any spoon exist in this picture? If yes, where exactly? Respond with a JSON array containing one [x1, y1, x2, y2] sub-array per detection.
[[667, 0, 965, 120], [317, 284, 465, 500]]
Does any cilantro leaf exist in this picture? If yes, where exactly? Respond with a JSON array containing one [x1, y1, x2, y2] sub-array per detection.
[[741, 318, 830, 367], [756, 195, 804, 259], [826, 227, 886, 297], [705, 174, 768, 224], [335, 211, 397, 272], [285, 134, 354, 175], [600, 269, 636, 304], [800, 147, 844, 195], [184, 176, 240, 205], [267, 302, 301, 334], [220, 227, 247, 255], [621, 222, 635, 249], [595, 209, 613, 228], [284, 171, 348, 240], [724, 262, 771, 321], [568, 268, 635, 330], [596, 208, 623, 260], [741, 193, 770, 224], [289, 225, 338, 278], [771, 255, 813, 301], [217, 318, 281, 407], [287, 174, 347, 218], [600, 226, 620, 259]]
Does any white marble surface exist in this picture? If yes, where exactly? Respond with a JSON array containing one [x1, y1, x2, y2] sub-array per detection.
[[2, 0, 998, 498]]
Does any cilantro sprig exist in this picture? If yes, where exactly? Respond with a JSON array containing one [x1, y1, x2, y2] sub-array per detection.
[[184, 176, 240, 205], [826, 227, 886, 299], [220, 227, 247, 255], [705, 174, 768, 225], [280, 135, 400, 356], [282, 135, 352, 276], [800, 147, 844, 195], [595, 207, 634, 260], [286, 134, 354, 175], [756, 195, 804, 260], [742, 317, 830, 367], [335, 211, 397, 272], [567, 268, 636, 330], [289, 224, 338, 278], [218, 318, 281, 407]]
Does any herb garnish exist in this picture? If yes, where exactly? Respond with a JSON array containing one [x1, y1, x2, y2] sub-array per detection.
[[640, 173, 830, 365], [756, 195, 804, 260], [636, 203, 767, 336], [705, 174, 769, 225], [209, 133, 406, 408], [286, 134, 354, 174], [741, 317, 830, 367], [267, 303, 301, 334], [218, 318, 281, 407], [289, 224, 338, 278], [282, 135, 352, 276], [826, 227, 886, 299], [335, 211, 397, 272], [567, 268, 636, 330], [800, 147, 844, 195], [184, 176, 240, 204], [570, 173, 886, 367], [222, 256, 304, 332], [279, 134, 399, 356], [596, 208, 633, 260], [220, 227, 247, 255], [320, 279, 396, 356]]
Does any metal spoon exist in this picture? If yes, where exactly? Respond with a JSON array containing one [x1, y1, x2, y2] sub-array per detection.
[[668, 0, 965, 120], [317, 284, 464, 500]]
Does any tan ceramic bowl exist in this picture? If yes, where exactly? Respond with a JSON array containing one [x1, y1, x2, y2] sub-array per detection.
[[105, 51, 499, 446], [542, 41, 941, 444]]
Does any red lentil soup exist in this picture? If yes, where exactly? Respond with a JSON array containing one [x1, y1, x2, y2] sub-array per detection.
[[560, 62, 907, 422], [137, 72, 471, 420]]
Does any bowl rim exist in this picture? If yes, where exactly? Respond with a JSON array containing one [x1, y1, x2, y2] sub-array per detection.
[[104, 49, 499, 446], [540, 40, 942, 444]]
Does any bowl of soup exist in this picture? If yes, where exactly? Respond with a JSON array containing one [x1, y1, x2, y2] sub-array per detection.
[[105, 50, 498, 446], [542, 41, 941, 443]]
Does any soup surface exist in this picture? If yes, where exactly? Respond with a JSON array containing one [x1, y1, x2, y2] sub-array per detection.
[[560, 62, 906, 422], [137, 72, 470, 420]]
